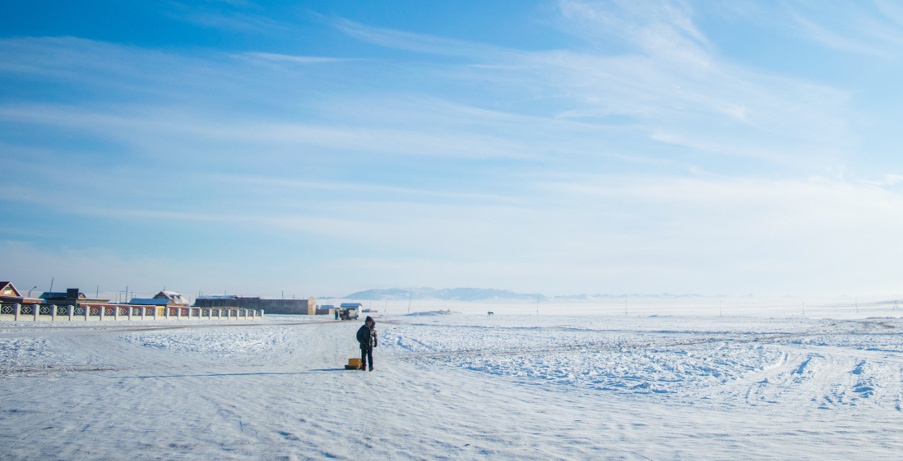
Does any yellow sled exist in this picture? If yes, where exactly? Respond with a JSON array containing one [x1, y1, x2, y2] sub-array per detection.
[[345, 358, 363, 370]]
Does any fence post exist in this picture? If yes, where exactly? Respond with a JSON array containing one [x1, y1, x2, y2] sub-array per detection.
[[113, 305, 118, 321], [13, 303, 20, 321], [68, 305, 74, 321], [33, 303, 39, 321], [84, 304, 89, 321], [51, 304, 57, 321]]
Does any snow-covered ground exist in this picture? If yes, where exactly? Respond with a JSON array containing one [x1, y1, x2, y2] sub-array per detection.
[[2, 297, 903, 460]]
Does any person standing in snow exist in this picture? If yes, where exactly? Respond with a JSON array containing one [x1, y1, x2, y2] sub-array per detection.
[[356, 316, 377, 371]]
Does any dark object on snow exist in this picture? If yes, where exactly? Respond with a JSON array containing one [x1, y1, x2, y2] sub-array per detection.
[[336, 306, 359, 320]]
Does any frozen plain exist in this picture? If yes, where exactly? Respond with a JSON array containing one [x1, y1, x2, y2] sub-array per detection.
[[2, 297, 903, 460]]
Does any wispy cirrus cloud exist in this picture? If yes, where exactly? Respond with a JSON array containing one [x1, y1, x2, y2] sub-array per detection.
[[789, 1, 903, 58], [330, 17, 510, 59], [164, 0, 294, 34], [322, 1, 851, 169]]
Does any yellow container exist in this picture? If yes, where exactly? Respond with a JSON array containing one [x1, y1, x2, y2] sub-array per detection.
[[348, 358, 362, 368]]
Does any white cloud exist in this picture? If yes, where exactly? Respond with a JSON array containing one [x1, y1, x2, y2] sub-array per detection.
[[330, 17, 508, 60]]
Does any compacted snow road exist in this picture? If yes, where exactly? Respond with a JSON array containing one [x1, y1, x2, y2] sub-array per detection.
[[2, 313, 903, 460]]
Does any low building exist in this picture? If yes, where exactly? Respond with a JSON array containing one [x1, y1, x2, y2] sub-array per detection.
[[40, 288, 109, 306], [129, 291, 190, 307], [0, 281, 42, 304], [320, 304, 336, 316], [194, 295, 317, 315], [127, 298, 170, 307]]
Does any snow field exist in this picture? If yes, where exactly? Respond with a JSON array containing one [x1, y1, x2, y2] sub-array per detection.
[[2, 305, 903, 459], [385, 315, 903, 409]]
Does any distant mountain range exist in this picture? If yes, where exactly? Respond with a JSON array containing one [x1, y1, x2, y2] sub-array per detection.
[[342, 288, 710, 302]]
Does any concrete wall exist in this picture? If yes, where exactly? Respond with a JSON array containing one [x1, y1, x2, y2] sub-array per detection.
[[0, 303, 263, 321]]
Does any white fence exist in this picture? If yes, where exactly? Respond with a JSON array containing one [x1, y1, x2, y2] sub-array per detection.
[[0, 303, 264, 322]]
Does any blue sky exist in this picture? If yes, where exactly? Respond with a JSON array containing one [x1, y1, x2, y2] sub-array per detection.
[[2, 0, 903, 299]]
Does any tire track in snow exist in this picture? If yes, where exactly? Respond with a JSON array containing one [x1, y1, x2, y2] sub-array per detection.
[[388, 320, 903, 409]]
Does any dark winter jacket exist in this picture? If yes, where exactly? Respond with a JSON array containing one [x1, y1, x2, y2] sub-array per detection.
[[356, 324, 377, 349]]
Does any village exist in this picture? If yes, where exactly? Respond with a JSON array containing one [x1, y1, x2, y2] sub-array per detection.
[[0, 280, 364, 322]]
